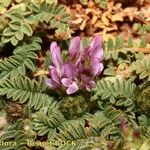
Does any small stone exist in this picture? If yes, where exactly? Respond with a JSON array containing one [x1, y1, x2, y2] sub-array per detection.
[[0, 117, 7, 129], [0, 131, 5, 137]]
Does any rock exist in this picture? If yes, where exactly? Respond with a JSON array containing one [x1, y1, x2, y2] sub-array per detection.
[[0, 117, 7, 129]]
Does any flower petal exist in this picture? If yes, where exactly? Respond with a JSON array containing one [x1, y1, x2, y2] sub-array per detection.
[[50, 67, 61, 84], [50, 41, 57, 50], [50, 42, 63, 70], [66, 81, 78, 94], [90, 36, 103, 51], [61, 78, 71, 87], [63, 63, 76, 78], [45, 78, 59, 89], [69, 36, 81, 57], [91, 58, 104, 76], [45, 78, 53, 87], [81, 75, 96, 91], [99, 63, 104, 72], [89, 36, 103, 60], [75, 54, 82, 67], [85, 80, 96, 91]]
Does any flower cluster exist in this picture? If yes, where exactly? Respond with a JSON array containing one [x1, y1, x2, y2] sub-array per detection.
[[45, 36, 104, 94]]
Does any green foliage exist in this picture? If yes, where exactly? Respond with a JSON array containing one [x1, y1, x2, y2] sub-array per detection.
[[103, 49, 135, 78], [32, 106, 64, 140], [31, 2, 70, 29], [92, 79, 136, 111], [0, 1, 150, 149], [131, 56, 150, 80], [104, 36, 147, 60], [0, 120, 28, 150], [79, 0, 107, 8], [1, 7, 34, 45], [105, 36, 129, 60], [92, 79, 137, 129], [106, 36, 125, 51], [138, 114, 150, 138], [0, 96, 5, 111], [0, 76, 56, 110], [91, 106, 122, 139], [31, 0, 58, 5], [0, 0, 11, 13], [133, 23, 150, 35], [90, 135, 150, 150], [94, 0, 107, 8], [31, 104, 124, 149], [0, 37, 41, 80], [0, 1, 70, 45], [103, 37, 149, 84], [54, 106, 123, 149], [1, 114, 149, 150], [79, 0, 88, 5], [59, 95, 88, 119], [133, 81, 150, 115], [54, 110, 118, 149], [55, 121, 99, 149]]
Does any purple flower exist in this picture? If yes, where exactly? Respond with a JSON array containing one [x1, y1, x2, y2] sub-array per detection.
[[85, 36, 104, 76], [50, 42, 63, 72], [68, 36, 83, 66], [81, 75, 96, 91], [61, 78, 78, 94], [62, 63, 76, 78], [61, 63, 79, 94], [46, 42, 64, 89], [69, 36, 81, 58], [45, 36, 104, 95]]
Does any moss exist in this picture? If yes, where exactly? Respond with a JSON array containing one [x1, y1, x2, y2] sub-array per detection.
[[59, 94, 88, 119], [133, 81, 150, 115]]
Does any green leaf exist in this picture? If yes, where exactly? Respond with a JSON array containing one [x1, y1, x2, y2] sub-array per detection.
[[112, 52, 118, 60], [22, 23, 33, 36], [1, 36, 11, 43], [3, 28, 14, 36], [139, 71, 148, 79], [11, 36, 18, 46], [107, 38, 114, 50], [140, 38, 147, 48], [38, 126, 50, 136], [24, 16, 37, 24], [99, 1, 107, 9], [128, 37, 133, 47], [140, 139, 150, 150], [48, 129, 56, 140], [3, 0, 11, 7], [9, 21, 21, 30], [44, 51, 51, 68], [115, 37, 124, 49], [24, 58, 35, 70], [103, 68, 116, 76], [15, 31, 24, 40], [79, 0, 88, 5], [46, 0, 58, 4]]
